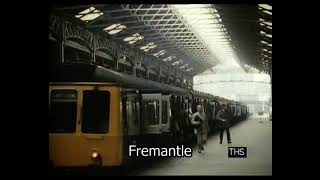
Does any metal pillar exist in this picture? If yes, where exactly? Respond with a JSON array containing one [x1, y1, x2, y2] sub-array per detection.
[[60, 20, 65, 63], [92, 35, 96, 63], [132, 57, 137, 77], [146, 57, 151, 79], [158, 63, 162, 82], [115, 55, 119, 70]]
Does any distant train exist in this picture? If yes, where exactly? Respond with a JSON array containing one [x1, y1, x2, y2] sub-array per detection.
[[49, 62, 248, 168]]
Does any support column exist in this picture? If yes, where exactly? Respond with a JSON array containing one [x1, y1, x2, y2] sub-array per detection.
[[132, 56, 137, 77], [146, 58, 150, 79], [158, 63, 162, 82], [167, 67, 170, 84], [167, 68, 171, 84], [115, 55, 119, 71], [174, 69, 177, 86], [60, 20, 65, 63], [191, 75, 194, 90], [270, 72, 272, 121], [181, 73, 184, 88], [92, 35, 96, 63]]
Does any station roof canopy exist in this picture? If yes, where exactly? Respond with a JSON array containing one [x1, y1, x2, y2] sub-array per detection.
[[215, 4, 272, 75], [51, 4, 272, 76]]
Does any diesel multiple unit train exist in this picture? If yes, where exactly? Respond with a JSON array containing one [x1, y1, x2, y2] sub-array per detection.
[[49, 62, 248, 168]]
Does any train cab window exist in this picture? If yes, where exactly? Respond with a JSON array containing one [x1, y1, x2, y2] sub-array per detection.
[[49, 90, 78, 133], [142, 100, 160, 125], [81, 90, 110, 134], [162, 101, 168, 124]]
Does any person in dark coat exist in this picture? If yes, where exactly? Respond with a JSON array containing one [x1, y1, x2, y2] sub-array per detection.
[[216, 104, 232, 144]]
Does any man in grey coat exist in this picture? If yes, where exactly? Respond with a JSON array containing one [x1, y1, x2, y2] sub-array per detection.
[[191, 104, 209, 153]]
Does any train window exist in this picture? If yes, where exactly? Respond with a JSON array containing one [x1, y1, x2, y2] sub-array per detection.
[[142, 100, 159, 125], [49, 90, 77, 133], [162, 101, 168, 124], [81, 90, 110, 134]]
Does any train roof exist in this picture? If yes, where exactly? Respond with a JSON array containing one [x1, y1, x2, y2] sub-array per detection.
[[50, 63, 191, 96], [188, 90, 216, 100], [49, 63, 242, 104]]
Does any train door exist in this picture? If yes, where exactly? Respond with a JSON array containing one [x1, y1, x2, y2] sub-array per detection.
[[241, 106, 244, 117], [161, 95, 171, 133], [122, 94, 140, 136], [141, 93, 162, 134], [184, 97, 190, 126], [237, 105, 241, 117], [210, 101, 216, 118], [233, 104, 237, 117], [215, 101, 220, 119], [207, 101, 215, 132]]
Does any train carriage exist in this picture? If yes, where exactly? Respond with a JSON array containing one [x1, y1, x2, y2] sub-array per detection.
[[49, 62, 248, 168]]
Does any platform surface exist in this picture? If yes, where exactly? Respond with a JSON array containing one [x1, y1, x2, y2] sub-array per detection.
[[131, 116, 272, 175]]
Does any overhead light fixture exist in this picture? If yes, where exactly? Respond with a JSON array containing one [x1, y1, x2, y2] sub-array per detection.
[[261, 41, 272, 47], [259, 4, 272, 11], [104, 24, 126, 35], [263, 10, 272, 15], [259, 18, 266, 22], [179, 64, 188, 69], [179, 65, 186, 69], [260, 31, 266, 35], [140, 42, 157, 52], [163, 56, 175, 62], [262, 21, 272, 26], [211, 8, 218, 13], [153, 50, 166, 57], [123, 33, 144, 44], [75, 7, 103, 22], [172, 60, 183, 66]]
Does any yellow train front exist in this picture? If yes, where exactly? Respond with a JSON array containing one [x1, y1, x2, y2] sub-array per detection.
[[49, 82, 123, 167]]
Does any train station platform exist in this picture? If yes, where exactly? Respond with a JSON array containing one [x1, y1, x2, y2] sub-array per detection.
[[130, 116, 272, 176]]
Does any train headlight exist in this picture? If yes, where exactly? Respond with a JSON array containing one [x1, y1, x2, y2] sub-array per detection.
[[90, 150, 102, 166], [91, 151, 99, 159]]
